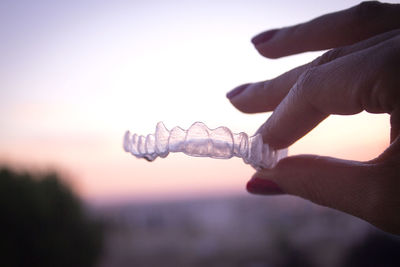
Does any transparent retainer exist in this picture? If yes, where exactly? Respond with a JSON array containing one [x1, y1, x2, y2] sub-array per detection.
[[123, 122, 287, 170]]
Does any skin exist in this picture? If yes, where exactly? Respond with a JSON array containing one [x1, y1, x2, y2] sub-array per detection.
[[227, 1, 400, 234]]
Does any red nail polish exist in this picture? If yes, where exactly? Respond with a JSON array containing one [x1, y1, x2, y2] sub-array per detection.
[[251, 29, 278, 46], [247, 177, 284, 195]]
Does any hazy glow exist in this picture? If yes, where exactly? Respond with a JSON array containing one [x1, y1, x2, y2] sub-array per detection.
[[0, 0, 392, 202]]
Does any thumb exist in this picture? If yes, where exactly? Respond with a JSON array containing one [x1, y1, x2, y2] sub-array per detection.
[[248, 155, 400, 234]]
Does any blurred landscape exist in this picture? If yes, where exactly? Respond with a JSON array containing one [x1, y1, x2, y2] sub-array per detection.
[[95, 194, 400, 267], [3, 166, 400, 267]]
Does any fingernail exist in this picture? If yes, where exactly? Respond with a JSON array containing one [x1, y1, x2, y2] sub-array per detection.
[[251, 29, 278, 46], [226, 83, 249, 100], [246, 177, 284, 195]]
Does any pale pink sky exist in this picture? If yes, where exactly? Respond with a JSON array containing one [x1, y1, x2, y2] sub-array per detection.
[[0, 0, 392, 203]]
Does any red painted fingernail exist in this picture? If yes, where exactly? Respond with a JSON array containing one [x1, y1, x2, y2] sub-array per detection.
[[247, 177, 284, 195], [226, 83, 250, 100], [251, 29, 278, 46]]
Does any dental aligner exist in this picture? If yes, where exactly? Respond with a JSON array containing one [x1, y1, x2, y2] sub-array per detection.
[[123, 122, 287, 170]]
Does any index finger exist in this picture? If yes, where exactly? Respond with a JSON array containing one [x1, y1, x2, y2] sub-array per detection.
[[252, 1, 400, 58], [260, 36, 399, 149]]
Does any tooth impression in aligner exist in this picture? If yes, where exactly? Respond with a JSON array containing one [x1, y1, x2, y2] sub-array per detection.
[[123, 122, 287, 170]]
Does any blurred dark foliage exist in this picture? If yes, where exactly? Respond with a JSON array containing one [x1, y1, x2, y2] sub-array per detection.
[[344, 231, 400, 267], [0, 167, 103, 267]]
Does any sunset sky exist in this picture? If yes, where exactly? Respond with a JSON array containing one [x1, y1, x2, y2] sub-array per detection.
[[0, 0, 392, 203]]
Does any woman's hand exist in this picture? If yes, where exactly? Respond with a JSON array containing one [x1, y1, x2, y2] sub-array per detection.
[[227, 1, 400, 234]]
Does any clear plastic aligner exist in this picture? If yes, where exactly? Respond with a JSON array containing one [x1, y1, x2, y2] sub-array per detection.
[[123, 122, 288, 170]]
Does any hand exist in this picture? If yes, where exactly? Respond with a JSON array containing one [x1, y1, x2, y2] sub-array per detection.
[[227, 1, 400, 234]]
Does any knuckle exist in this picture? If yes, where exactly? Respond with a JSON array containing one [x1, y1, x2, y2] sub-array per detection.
[[311, 48, 344, 66], [293, 67, 323, 112], [293, 66, 327, 117], [294, 67, 317, 96], [353, 1, 386, 22], [383, 36, 400, 73], [368, 37, 400, 111]]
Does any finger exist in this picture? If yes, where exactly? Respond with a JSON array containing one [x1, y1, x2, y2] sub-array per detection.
[[249, 154, 400, 234], [228, 29, 400, 114], [227, 63, 309, 113], [259, 35, 400, 149], [252, 1, 400, 58]]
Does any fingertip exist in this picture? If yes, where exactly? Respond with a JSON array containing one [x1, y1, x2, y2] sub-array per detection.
[[257, 122, 293, 150], [251, 29, 279, 46], [227, 83, 264, 114], [228, 81, 281, 114], [252, 29, 289, 59], [255, 46, 285, 59], [226, 83, 250, 100]]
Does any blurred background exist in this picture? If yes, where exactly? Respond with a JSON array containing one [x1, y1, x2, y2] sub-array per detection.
[[1, 0, 399, 266]]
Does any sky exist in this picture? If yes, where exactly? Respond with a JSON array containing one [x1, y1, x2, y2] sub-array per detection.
[[0, 0, 394, 203]]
